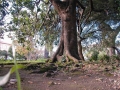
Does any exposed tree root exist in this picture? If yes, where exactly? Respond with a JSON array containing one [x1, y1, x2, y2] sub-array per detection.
[[51, 37, 80, 63], [51, 45, 80, 63], [51, 40, 64, 62], [66, 51, 79, 63]]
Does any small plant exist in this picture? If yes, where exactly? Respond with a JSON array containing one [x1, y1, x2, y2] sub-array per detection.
[[112, 66, 116, 70], [97, 52, 109, 64], [110, 55, 120, 61], [108, 55, 119, 66], [0, 64, 25, 88], [90, 51, 99, 61]]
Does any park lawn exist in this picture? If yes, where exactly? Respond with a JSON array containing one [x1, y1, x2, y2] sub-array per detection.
[[0, 59, 46, 65]]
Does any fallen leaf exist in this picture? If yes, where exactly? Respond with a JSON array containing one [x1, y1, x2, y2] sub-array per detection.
[[28, 81, 33, 84]]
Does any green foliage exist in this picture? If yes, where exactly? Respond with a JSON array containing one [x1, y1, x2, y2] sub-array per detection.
[[10, 64, 25, 74], [7, 47, 26, 60], [40, 63, 57, 73], [0, 50, 7, 55], [55, 61, 82, 73], [0, 50, 7, 60], [0, 64, 25, 87], [9, 0, 60, 48], [90, 51, 99, 61], [94, 51, 119, 66], [110, 55, 120, 61], [0, 59, 46, 64], [98, 52, 109, 62], [0, 87, 2, 90]]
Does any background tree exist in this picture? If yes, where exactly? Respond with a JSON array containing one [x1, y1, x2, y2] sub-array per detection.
[[76, 0, 120, 60], [0, 50, 8, 60], [7, 46, 26, 60], [13, 38, 39, 60], [8, 0, 60, 58], [99, 22, 120, 56]]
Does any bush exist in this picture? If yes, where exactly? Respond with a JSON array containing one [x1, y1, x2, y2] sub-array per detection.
[[110, 55, 120, 61], [98, 52, 110, 64], [90, 51, 99, 61], [109, 55, 120, 65], [98, 52, 109, 62]]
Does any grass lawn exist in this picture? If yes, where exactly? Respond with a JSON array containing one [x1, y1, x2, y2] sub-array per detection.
[[0, 59, 47, 65]]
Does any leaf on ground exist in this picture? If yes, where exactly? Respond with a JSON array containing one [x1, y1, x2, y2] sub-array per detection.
[[0, 64, 25, 86], [0, 70, 11, 86]]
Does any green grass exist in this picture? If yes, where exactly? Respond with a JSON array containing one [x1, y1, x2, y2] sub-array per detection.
[[0, 59, 47, 65]]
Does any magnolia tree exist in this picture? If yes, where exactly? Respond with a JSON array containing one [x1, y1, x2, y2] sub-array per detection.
[[49, 0, 120, 62], [1, 0, 120, 62], [50, 0, 81, 62]]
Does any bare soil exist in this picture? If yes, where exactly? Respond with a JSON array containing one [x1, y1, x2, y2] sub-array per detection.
[[1, 62, 120, 90]]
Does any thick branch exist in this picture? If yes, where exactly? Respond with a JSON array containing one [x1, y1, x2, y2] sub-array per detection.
[[82, 0, 93, 27], [90, 0, 105, 12], [76, 0, 86, 35], [76, 0, 85, 10], [40, 0, 49, 4]]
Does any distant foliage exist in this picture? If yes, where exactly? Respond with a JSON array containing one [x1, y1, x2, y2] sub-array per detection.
[[89, 50, 120, 66], [89, 50, 99, 61], [110, 55, 120, 61], [98, 52, 109, 61], [0, 50, 8, 60], [8, 46, 26, 60]]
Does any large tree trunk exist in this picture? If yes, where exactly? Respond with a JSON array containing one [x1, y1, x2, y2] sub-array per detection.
[[51, 0, 81, 62]]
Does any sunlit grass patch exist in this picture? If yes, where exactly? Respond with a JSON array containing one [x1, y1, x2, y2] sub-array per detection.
[[0, 59, 47, 65]]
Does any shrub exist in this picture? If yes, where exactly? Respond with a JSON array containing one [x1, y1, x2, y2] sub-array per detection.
[[110, 55, 120, 61], [109, 55, 120, 65], [98, 52, 109, 62], [90, 51, 99, 61], [98, 53, 109, 64]]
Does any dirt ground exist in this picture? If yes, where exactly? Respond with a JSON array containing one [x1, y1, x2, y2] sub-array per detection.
[[1, 63, 120, 90]]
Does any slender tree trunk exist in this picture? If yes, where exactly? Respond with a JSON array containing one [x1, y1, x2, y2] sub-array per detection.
[[107, 40, 116, 56], [51, 0, 81, 62], [45, 41, 53, 57], [78, 40, 84, 61], [108, 47, 115, 56], [112, 46, 120, 57], [5, 54, 7, 60]]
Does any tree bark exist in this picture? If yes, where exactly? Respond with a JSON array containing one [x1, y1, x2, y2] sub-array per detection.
[[78, 40, 84, 61], [51, 0, 81, 62], [112, 47, 120, 57], [108, 47, 115, 56]]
